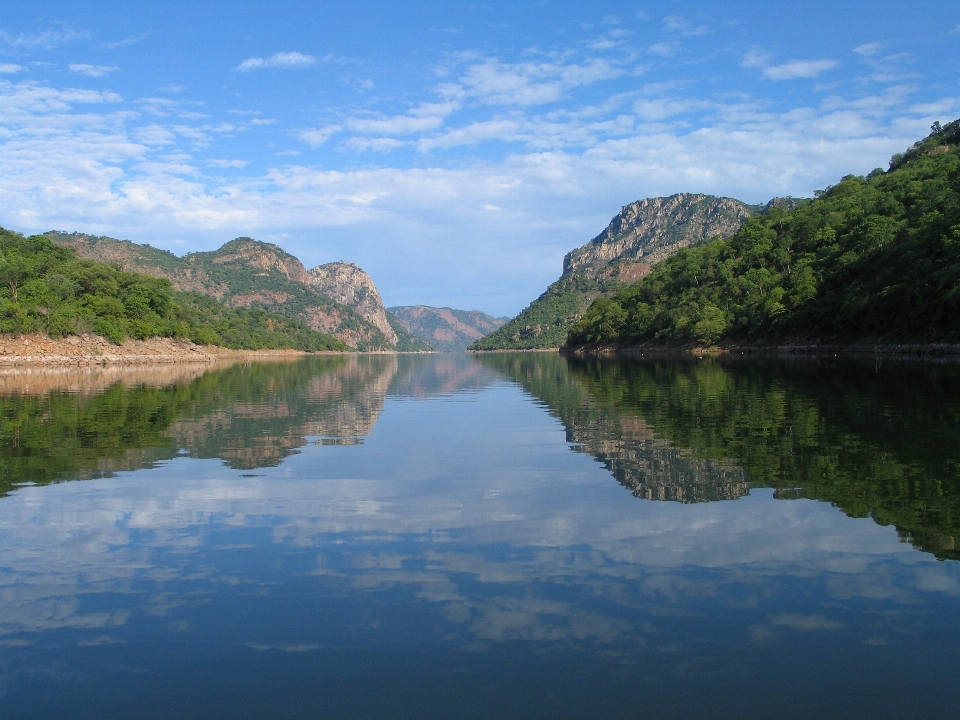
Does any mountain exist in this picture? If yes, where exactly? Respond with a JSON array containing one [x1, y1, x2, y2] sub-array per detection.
[[388, 305, 509, 352], [470, 193, 763, 350], [46, 233, 394, 351], [566, 118, 960, 348], [307, 262, 397, 345], [0, 228, 345, 350]]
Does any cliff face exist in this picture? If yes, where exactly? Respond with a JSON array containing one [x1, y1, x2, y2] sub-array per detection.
[[471, 193, 755, 351], [47, 232, 394, 351], [563, 194, 754, 278], [308, 262, 398, 345], [388, 306, 508, 352]]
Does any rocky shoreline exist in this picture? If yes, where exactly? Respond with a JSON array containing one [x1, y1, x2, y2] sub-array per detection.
[[562, 342, 960, 357], [0, 334, 318, 367]]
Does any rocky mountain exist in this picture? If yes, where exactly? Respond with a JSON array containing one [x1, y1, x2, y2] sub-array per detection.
[[308, 262, 398, 345], [471, 193, 765, 351], [388, 305, 509, 352], [46, 232, 394, 351]]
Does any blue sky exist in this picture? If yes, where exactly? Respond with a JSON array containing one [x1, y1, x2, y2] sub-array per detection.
[[0, 1, 958, 314]]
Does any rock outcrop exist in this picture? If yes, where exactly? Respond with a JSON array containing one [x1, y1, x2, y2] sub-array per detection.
[[308, 262, 398, 345], [563, 194, 754, 278], [472, 193, 757, 351], [47, 232, 394, 351]]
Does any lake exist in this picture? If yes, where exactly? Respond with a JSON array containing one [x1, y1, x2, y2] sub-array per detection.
[[0, 353, 958, 719]]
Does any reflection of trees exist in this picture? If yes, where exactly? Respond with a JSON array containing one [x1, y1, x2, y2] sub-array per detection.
[[479, 353, 750, 503], [479, 353, 960, 561], [0, 353, 508, 493], [0, 356, 400, 490]]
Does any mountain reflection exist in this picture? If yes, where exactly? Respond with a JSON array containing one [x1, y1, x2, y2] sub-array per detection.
[[479, 353, 960, 561], [0, 354, 502, 493]]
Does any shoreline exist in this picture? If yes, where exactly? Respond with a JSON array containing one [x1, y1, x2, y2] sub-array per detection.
[[561, 342, 960, 358]]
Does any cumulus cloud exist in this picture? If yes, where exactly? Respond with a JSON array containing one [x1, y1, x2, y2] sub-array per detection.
[[648, 42, 677, 57], [69, 63, 119, 78], [296, 125, 342, 148], [236, 52, 315, 71], [208, 159, 249, 168], [0, 63, 25, 74]]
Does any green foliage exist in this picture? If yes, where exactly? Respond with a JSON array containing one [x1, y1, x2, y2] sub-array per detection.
[[386, 311, 435, 352], [0, 227, 346, 351], [568, 118, 960, 347], [471, 273, 619, 350]]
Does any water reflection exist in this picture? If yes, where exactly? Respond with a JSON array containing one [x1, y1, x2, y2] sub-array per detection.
[[1, 354, 959, 718], [481, 353, 960, 560]]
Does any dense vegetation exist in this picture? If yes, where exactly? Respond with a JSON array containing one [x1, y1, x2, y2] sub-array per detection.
[[478, 352, 960, 560], [568, 119, 960, 347], [386, 312, 435, 352], [46, 233, 393, 351], [0, 228, 345, 350], [471, 273, 619, 350], [0, 354, 400, 492]]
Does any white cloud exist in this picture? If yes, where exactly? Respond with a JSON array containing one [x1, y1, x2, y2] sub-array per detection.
[[854, 43, 883, 57], [438, 56, 625, 107], [208, 159, 249, 168], [0, 63, 25, 74], [648, 42, 677, 57], [0, 27, 87, 48], [296, 125, 342, 148], [762, 59, 838, 80], [236, 52, 316, 71], [347, 114, 445, 135], [69, 64, 119, 78], [663, 15, 710, 37], [343, 137, 407, 152]]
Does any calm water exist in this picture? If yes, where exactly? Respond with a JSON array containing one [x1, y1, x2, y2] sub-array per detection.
[[1, 353, 959, 719]]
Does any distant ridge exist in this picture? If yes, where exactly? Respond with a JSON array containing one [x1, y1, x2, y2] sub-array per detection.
[[388, 306, 509, 352]]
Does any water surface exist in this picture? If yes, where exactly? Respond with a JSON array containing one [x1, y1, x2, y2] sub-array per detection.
[[1, 353, 958, 719]]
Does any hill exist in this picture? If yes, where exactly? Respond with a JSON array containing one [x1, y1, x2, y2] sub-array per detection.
[[46, 234, 393, 351], [566, 119, 960, 348], [388, 306, 508, 352], [470, 194, 768, 350], [0, 228, 345, 351]]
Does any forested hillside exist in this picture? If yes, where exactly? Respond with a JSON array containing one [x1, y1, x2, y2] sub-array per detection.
[[568, 119, 960, 348], [0, 229, 346, 351], [471, 194, 759, 350], [48, 234, 393, 351]]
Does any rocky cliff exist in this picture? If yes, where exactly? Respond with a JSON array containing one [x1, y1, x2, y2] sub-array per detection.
[[471, 193, 758, 350], [563, 194, 754, 279], [47, 232, 394, 351], [308, 262, 398, 345], [388, 306, 509, 352]]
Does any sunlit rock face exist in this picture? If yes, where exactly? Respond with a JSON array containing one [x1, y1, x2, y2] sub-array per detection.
[[563, 193, 754, 278], [308, 262, 398, 345], [46, 232, 394, 351]]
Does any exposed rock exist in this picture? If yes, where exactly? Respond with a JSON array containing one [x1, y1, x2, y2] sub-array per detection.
[[308, 262, 398, 345], [563, 194, 753, 277], [46, 232, 394, 351]]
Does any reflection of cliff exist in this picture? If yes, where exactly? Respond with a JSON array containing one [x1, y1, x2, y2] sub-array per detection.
[[482, 353, 960, 562], [0, 356, 402, 488], [571, 414, 749, 502], [172, 356, 398, 468], [479, 353, 750, 503]]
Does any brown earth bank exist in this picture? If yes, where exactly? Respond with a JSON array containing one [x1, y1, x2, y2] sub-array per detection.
[[0, 334, 340, 368], [561, 342, 960, 358]]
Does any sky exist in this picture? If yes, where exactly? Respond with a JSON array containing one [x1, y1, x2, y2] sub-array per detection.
[[0, 1, 958, 315]]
